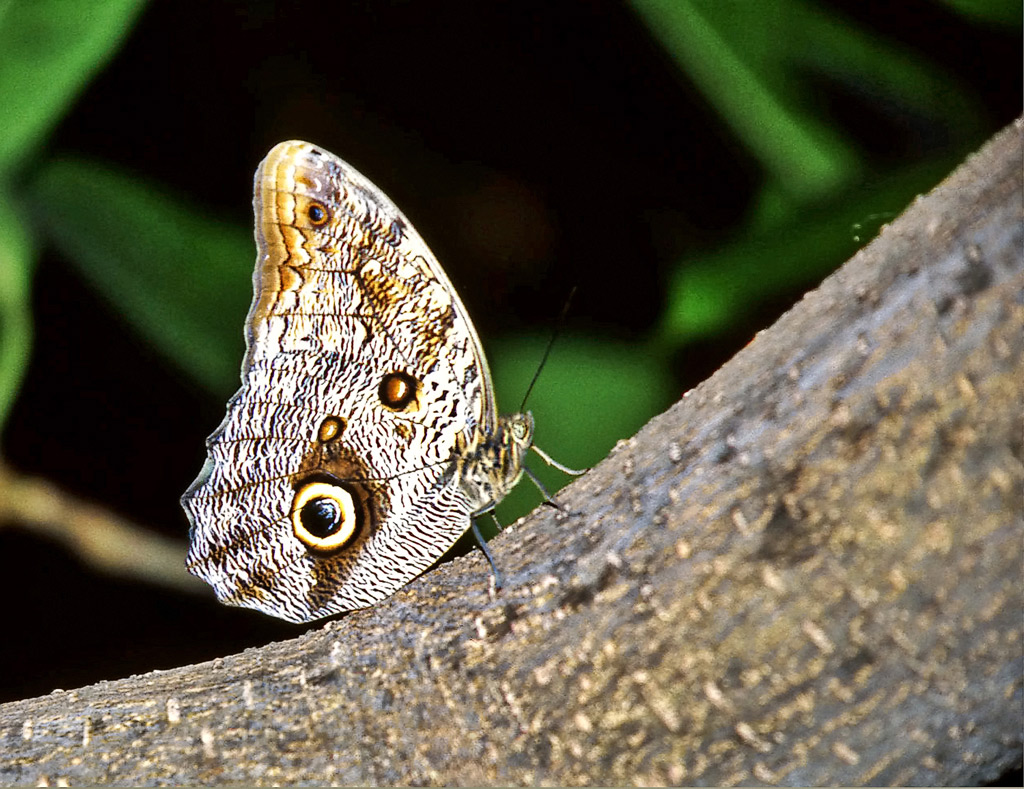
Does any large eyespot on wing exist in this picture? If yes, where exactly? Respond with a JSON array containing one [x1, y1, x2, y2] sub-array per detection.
[[291, 477, 363, 554]]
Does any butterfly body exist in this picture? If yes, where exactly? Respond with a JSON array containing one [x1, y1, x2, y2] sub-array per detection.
[[182, 141, 531, 623]]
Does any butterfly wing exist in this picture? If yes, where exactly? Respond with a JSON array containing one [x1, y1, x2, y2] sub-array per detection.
[[182, 141, 497, 622]]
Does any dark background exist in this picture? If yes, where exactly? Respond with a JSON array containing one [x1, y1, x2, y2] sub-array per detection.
[[0, 5, 1019, 762]]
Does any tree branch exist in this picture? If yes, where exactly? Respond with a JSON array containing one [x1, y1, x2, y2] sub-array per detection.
[[1, 118, 1021, 786], [0, 462, 202, 596]]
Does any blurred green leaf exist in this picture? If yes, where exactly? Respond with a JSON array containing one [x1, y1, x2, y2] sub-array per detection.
[[0, 0, 147, 174], [490, 334, 674, 525], [631, 0, 860, 206], [27, 157, 253, 395], [0, 191, 34, 432], [660, 154, 962, 343], [632, 0, 994, 364], [630, 0, 984, 227], [938, 0, 1022, 27], [791, 2, 983, 145]]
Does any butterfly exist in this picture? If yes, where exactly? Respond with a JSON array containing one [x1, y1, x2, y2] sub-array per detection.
[[182, 140, 565, 623]]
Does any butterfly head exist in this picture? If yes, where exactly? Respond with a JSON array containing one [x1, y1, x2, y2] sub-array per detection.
[[453, 411, 534, 516]]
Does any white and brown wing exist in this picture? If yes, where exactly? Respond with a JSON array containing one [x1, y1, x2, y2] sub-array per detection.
[[182, 141, 498, 622]]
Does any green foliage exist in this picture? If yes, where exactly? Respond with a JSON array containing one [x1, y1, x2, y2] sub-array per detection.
[[27, 158, 253, 394], [659, 155, 960, 342], [0, 192, 33, 430], [0, 0, 146, 431], [633, 0, 861, 205], [629, 0, 1000, 383], [938, 0, 1023, 26], [0, 0, 146, 174]]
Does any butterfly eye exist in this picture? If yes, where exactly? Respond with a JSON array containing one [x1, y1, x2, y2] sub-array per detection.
[[379, 371, 420, 411], [306, 201, 330, 226], [291, 480, 361, 554]]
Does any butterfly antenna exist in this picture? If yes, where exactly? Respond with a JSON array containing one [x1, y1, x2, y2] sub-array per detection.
[[519, 286, 576, 412]]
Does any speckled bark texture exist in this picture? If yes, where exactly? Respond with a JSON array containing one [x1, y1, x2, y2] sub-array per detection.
[[1, 119, 1021, 787]]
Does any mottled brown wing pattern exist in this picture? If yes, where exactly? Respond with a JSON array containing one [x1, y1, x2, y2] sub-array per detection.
[[181, 141, 529, 623]]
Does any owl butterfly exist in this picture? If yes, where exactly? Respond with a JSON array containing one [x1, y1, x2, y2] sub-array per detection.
[[182, 141, 569, 623]]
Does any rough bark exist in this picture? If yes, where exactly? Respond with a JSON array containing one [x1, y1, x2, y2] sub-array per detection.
[[1, 119, 1021, 787]]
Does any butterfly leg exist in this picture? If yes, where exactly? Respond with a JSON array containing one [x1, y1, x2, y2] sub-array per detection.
[[524, 464, 586, 516], [471, 517, 504, 592], [523, 465, 561, 510]]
